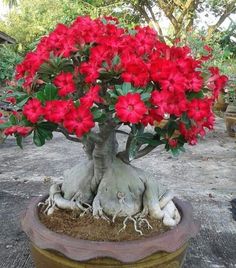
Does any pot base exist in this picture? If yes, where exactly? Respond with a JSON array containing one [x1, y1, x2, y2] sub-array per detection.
[[31, 242, 188, 268]]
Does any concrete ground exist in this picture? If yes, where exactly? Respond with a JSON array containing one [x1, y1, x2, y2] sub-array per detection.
[[0, 116, 235, 268]]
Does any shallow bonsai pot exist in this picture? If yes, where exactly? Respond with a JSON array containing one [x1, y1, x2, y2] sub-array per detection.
[[21, 195, 200, 268]]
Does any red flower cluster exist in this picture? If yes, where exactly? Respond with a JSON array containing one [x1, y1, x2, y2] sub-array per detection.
[[22, 98, 95, 138], [4, 126, 33, 137], [8, 15, 228, 148]]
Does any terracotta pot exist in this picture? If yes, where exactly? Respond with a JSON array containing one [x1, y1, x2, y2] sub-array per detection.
[[214, 93, 228, 112], [21, 195, 200, 268], [225, 104, 236, 138]]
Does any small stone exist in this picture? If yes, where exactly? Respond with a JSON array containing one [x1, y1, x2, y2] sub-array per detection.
[[209, 193, 213, 198], [44, 176, 51, 183], [6, 244, 13, 249]]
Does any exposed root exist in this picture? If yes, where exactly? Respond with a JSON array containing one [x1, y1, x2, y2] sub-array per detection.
[[42, 158, 181, 233], [119, 216, 143, 235], [137, 217, 153, 230]]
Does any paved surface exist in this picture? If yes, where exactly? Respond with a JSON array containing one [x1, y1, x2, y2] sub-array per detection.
[[0, 117, 235, 268]]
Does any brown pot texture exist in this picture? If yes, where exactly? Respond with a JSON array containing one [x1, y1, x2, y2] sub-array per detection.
[[21, 195, 200, 268], [214, 93, 228, 112], [225, 104, 236, 138]]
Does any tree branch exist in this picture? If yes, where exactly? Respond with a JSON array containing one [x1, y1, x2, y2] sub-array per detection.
[[206, 1, 236, 39], [56, 127, 82, 143], [134, 144, 157, 159], [144, 1, 166, 42], [156, 0, 178, 28]]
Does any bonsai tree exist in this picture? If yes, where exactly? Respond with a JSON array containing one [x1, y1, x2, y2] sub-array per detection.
[[0, 16, 228, 231]]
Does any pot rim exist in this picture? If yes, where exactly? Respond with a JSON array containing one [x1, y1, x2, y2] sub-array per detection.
[[21, 195, 200, 263]]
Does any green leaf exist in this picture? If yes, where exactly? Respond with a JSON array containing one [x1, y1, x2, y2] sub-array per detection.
[[128, 29, 137, 35], [112, 55, 120, 66], [9, 114, 18, 125], [44, 84, 58, 100], [122, 83, 132, 95], [15, 134, 23, 149], [154, 127, 166, 137], [102, 61, 109, 68], [136, 132, 164, 147], [107, 90, 117, 99], [144, 85, 153, 93], [167, 121, 178, 137], [35, 84, 58, 102], [33, 129, 45, 147], [92, 109, 106, 123], [16, 96, 29, 108], [0, 122, 12, 129], [116, 86, 124, 96], [181, 113, 192, 129], [92, 108, 103, 120], [128, 137, 138, 161], [187, 91, 204, 100], [35, 91, 46, 102], [137, 132, 154, 144], [37, 127, 53, 140], [141, 92, 151, 101], [171, 147, 180, 157], [109, 104, 115, 111], [37, 122, 58, 131]]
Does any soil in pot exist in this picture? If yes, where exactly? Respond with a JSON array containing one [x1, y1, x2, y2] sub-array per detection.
[[39, 206, 169, 242]]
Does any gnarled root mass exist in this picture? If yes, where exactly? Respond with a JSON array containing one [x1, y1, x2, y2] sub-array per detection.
[[41, 158, 181, 234]]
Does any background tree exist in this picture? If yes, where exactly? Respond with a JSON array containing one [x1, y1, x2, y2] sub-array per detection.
[[2, 0, 18, 8], [0, 0, 139, 52], [127, 0, 236, 42]]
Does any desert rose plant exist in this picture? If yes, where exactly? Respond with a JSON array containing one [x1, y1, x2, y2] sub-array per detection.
[[0, 16, 228, 231]]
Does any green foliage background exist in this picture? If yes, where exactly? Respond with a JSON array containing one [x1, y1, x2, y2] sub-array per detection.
[[0, 0, 139, 52]]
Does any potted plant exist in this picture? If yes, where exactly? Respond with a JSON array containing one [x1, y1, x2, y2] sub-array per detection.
[[0, 16, 228, 268], [224, 78, 236, 137]]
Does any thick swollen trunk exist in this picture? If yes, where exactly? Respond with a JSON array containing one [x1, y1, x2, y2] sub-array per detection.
[[45, 128, 181, 228]]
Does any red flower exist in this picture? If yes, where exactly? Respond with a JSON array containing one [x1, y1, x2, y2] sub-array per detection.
[[115, 93, 147, 123], [23, 99, 44, 123], [63, 105, 95, 137], [207, 67, 228, 99], [80, 62, 100, 83], [151, 89, 188, 117], [179, 123, 198, 145], [186, 73, 203, 92], [121, 55, 149, 87], [53, 72, 76, 97], [44, 100, 71, 123], [187, 98, 211, 122], [4, 126, 32, 137], [5, 97, 16, 104], [80, 85, 103, 108], [168, 138, 178, 148]]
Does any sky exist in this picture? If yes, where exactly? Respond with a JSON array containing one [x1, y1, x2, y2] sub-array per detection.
[[0, 1, 9, 19]]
